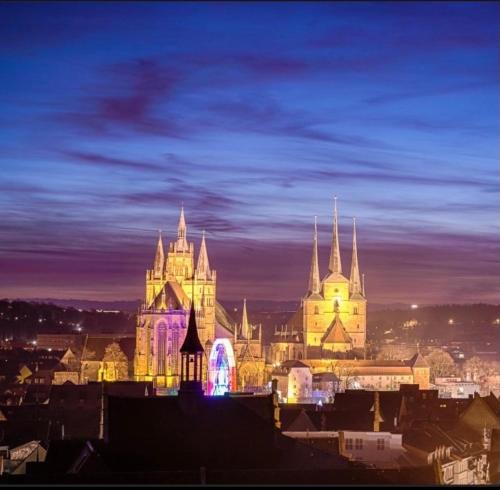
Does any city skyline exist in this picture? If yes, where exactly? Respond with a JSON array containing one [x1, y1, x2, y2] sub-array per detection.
[[1, 2, 499, 304]]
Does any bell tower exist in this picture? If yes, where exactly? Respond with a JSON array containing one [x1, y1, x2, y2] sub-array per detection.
[[179, 299, 205, 395]]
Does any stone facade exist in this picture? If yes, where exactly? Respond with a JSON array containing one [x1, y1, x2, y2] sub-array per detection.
[[134, 208, 265, 391], [267, 200, 430, 393]]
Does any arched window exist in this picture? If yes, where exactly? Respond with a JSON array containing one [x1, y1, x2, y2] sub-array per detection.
[[354, 307, 358, 315]]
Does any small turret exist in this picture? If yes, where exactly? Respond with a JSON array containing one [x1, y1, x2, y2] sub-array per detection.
[[242, 298, 250, 340], [153, 230, 165, 278], [174, 205, 189, 252], [196, 230, 211, 280]]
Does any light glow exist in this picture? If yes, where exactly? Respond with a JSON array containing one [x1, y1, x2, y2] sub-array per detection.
[[207, 338, 236, 396]]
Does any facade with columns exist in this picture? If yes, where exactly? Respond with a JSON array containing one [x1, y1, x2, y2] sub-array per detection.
[[269, 199, 367, 365], [134, 207, 265, 391]]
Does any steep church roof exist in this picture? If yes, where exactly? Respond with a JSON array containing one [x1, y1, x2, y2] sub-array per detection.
[[215, 300, 236, 334], [407, 352, 429, 368], [322, 313, 351, 345], [150, 281, 190, 311]]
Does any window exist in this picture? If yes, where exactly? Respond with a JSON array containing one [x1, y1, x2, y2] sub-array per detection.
[[345, 438, 353, 450], [355, 438, 363, 450], [354, 307, 358, 315], [314, 306, 319, 315], [377, 439, 385, 450]]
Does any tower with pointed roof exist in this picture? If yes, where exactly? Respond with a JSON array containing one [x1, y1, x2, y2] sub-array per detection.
[[233, 299, 266, 392], [179, 299, 205, 394], [270, 198, 367, 364], [135, 206, 253, 391]]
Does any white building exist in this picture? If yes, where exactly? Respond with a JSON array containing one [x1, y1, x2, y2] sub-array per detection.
[[271, 360, 312, 403], [433, 377, 480, 399], [339, 430, 407, 468]]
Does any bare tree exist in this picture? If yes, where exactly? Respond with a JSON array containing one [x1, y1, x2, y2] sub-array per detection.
[[463, 356, 498, 383], [103, 342, 128, 381], [328, 361, 359, 393], [424, 348, 457, 383]]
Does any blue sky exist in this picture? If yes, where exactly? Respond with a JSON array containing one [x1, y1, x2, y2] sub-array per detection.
[[0, 1, 498, 303]]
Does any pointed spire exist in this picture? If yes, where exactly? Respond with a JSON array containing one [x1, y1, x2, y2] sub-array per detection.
[[180, 278, 204, 354], [349, 217, 362, 295], [175, 205, 189, 252], [362, 273, 366, 297], [328, 196, 342, 274], [242, 298, 250, 340], [153, 230, 164, 276], [308, 216, 321, 296], [196, 230, 211, 280]]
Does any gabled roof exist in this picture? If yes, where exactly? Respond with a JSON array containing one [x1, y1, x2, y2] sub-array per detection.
[[281, 360, 310, 369], [286, 409, 317, 432], [150, 281, 189, 311], [322, 271, 349, 284], [322, 314, 351, 345], [407, 352, 429, 368], [81, 334, 135, 362]]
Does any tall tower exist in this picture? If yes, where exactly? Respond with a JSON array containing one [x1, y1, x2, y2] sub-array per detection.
[[303, 216, 325, 351], [185, 230, 216, 349], [319, 198, 350, 346], [344, 217, 367, 350]]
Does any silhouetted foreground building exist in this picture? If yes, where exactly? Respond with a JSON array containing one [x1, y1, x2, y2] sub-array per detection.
[[1, 385, 497, 484]]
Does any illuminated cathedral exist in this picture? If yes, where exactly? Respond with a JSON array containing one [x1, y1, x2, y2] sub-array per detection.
[[269, 198, 367, 364], [134, 207, 265, 393]]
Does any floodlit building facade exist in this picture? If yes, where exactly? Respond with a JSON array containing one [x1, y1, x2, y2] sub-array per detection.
[[267, 199, 430, 393], [134, 208, 265, 391]]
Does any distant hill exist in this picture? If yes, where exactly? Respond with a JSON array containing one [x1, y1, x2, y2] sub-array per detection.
[[0, 299, 135, 341], [23, 298, 411, 313], [25, 298, 142, 312], [3, 298, 499, 347]]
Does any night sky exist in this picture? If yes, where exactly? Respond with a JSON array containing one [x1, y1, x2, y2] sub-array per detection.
[[1, 2, 499, 304]]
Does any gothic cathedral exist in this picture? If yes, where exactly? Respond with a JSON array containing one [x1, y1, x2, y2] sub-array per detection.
[[134, 208, 265, 392]]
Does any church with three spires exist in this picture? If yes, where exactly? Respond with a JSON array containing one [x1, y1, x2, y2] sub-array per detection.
[[134, 201, 429, 395], [134, 207, 266, 392], [268, 198, 367, 365]]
